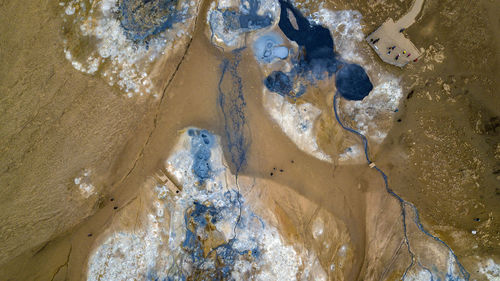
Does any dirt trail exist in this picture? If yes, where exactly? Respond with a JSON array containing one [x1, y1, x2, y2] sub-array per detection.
[[395, 0, 424, 28]]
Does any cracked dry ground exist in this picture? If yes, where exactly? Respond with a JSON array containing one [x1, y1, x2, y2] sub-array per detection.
[[0, 0, 499, 280]]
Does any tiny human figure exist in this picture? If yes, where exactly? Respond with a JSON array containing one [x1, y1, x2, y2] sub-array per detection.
[[413, 58, 418, 62], [395, 54, 399, 60], [370, 38, 373, 42], [399, 28, 405, 33], [392, 46, 396, 50], [407, 53, 411, 57], [373, 38, 380, 44], [403, 50, 407, 54], [388, 51, 392, 55]]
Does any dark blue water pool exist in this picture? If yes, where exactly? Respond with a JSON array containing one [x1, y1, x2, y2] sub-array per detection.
[[335, 63, 374, 101], [265, 0, 373, 101]]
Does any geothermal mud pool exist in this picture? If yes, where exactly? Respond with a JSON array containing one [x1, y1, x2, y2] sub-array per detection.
[[0, 0, 499, 280]]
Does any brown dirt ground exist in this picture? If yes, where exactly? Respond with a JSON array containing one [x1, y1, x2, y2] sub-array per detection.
[[0, 0, 498, 280]]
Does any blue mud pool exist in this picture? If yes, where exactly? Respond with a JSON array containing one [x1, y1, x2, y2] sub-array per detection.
[[253, 33, 289, 63], [209, 0, 274, 46], [119, 0, 183, 42], [189, 128, 214, 183], [178, 196, 260, 280], [236, 0, 273, 30]]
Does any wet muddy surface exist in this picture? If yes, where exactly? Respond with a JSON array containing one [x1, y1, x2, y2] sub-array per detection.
[[0, 0, 498, 280]]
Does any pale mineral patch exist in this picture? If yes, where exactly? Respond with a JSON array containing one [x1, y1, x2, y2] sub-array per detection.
[[312, 217, 324, 239], [478, 259, 500, 281], [87, 128, 327, 280], [263, 89, 332, 162], [62, 0, 200, 96], [342, 77, 403, 143], [74, 169, 95, 198]]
